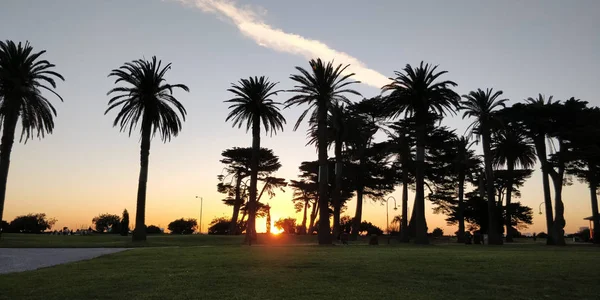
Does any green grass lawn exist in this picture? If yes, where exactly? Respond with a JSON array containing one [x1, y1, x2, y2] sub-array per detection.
[[1, 235, 599, 300]]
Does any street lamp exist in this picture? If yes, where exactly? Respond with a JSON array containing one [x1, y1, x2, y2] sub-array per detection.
[[538, 202, 544, 215], [196, 196, 203, 234], [386, 196, 398, 234]]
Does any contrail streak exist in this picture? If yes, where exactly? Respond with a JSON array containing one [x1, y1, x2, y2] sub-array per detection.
[[175, 0, 390, 88]]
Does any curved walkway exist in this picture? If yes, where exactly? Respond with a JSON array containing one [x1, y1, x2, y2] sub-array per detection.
[[0, 248, 129, 274]]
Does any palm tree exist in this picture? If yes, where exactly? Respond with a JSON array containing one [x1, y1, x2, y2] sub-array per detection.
[[225, 76, 285, 244], [381, 62, 460, 244], [0, 41, 64, 234], [460, 88, 508, 245], [514, 94, 557, 244], [285, 59, 361, 245], [106, 56, 188, 241], [306, 102, 351, 240], [453, 136, 480, 243], [491, 121, 536, 242]]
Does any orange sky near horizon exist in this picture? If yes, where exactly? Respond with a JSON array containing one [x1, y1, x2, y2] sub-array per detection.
[[1, 0, 598, 238]]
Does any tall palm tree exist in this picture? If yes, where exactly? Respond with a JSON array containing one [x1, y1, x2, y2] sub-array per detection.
[[385, 119, 414, 242], [453, 136, 480, 243], [491, 122, 536, 242], [306, 102, 351, 240], [285, 58, 361, 245], [515, 94, 557, 244], [0, 41, 64, 235], [106, 56, 188, 241], [460, 88, 508, 245], [225, 76, 285, 244], [381, 62, 460, 244]]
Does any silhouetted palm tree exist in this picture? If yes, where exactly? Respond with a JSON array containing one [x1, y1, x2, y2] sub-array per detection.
[[0, 41, 64, 236], [453, 136, 480, 243], [106, 56, 188, 241], [225, 76, 285, 244], [286, 59, 361, 245], [492, 122, 536, 242], [460, 88, 507, 245], [514, 94, 557, 244], [381, 62, 460, 244], [305, 102, 351, 239]]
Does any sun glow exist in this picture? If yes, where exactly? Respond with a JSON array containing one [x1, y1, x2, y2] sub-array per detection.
[[270, 225, 283, 235]]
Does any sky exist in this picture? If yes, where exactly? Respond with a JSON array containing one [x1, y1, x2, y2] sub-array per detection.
[[0, 0, 598, 234]]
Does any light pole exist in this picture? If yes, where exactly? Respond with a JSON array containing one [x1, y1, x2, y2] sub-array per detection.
[[386, 196, 398, 234], [538, 202, 544, 215], [196, 196, 203, 234]]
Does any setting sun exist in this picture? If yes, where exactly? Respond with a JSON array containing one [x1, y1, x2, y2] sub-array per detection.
[[271, 225, 283, 235]]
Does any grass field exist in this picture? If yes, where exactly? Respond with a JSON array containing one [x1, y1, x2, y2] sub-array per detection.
[[1, 234, 599, 300]]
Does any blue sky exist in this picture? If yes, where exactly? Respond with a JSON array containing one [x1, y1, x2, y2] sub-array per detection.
[[0, 0, 598, 233]]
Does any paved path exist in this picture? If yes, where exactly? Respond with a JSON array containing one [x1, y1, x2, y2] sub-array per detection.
[[0, 248, 129, 274]]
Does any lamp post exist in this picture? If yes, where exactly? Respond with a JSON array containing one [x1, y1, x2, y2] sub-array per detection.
[[386, 196, 398, 234], [196, 196, 203, 234], [538, 202, 544, 215]]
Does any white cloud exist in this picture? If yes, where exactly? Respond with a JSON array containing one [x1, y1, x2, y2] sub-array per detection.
[[175, 0, 390, 89]]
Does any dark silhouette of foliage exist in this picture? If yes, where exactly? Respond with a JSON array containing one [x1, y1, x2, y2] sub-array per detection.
[[168, 218, 197, 235], [146, 225, 163, 234], [208, 217, 246, 235], [218, 147, 283, 235], [286, 58, 361, 245], [120, 209, 130, 236], [0, 220, 9, 233], [274, 217, 297, 234], [9, 213, 57, 233], [92, 214, 121, 233], [225, 76, 286, 244], [381, 61, 460, 244], [460, 88, 508, 245], [0, 41, 64, 236], [106, 56, 188, 242], [431, 227, 444, 237]]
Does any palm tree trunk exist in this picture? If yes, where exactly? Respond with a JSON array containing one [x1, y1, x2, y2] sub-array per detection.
[[549, 139, 566, 246], [229, 173, 243, 235], [408, 194, 417, 238], [505, 162, 515, 242], [332, 140, 343, 240], [399, 181, 410, 242], [266, 206, 271, 234], [588, 162, 600, 244], [534, 138, 555, 245], [245, 116, 261, 245], [414, 123, 428, 244], [551, 178, 566, 245], [457, 168, 466, 243], [399, 134, 410, 243], [301, 199, 309, 234], [308, 200, 318, 234], [351, 187, 364, 240], [317, 104, 331, 245], [0, 113, 19, 239], [132, 119, 152, 241], [550, 173, 566, 246], [481, 128, 502, 245]]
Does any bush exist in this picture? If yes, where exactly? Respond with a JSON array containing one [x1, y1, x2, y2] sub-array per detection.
[[146, 225, 163, 234], [537, 232, 548, 239], [274, 217, 297, 234], [120, 209, 130, 236], [432, 227, 444, 237], [168, 218, 197, 234], [1, 220, 10, 233], [207, 217, 246, 235]]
